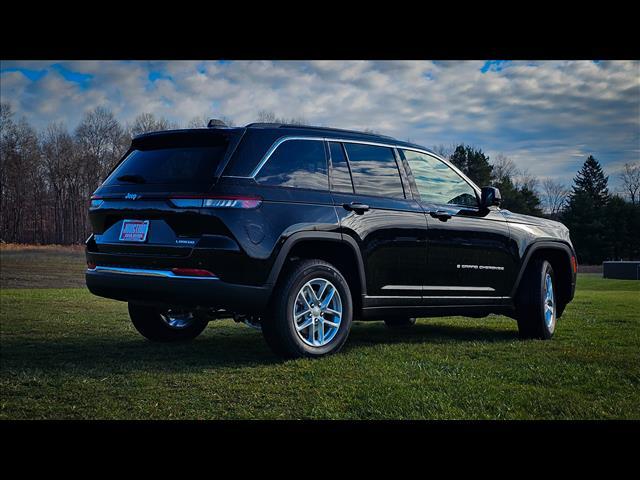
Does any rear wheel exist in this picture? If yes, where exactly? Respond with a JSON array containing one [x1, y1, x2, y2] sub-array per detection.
[[128, 303, 209, 342], [262, 259, 353, 359], [515, 258, 557, 340], [384, 317, 416, 328]]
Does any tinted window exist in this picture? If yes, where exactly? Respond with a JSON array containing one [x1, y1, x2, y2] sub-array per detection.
[[105, 146, 228, 186], [343, 143, 405, 198], [328, 142, 354, 193], [255, 140, 328, 190], [402, 150, 478, 207]]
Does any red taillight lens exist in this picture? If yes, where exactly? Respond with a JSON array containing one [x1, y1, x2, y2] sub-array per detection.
[[571, 256, 578, 273], [169, 196, 262, 209], [171, 268, 216, 277]]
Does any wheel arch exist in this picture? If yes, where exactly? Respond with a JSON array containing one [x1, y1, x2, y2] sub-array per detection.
[[266, 232, 366, 314], [511, 241, 575, 316]]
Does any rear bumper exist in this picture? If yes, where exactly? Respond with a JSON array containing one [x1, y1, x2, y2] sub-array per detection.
[[85, 266, 271, 314]]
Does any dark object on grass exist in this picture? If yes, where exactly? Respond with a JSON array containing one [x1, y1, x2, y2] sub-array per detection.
[[603, 261, 640, 280]]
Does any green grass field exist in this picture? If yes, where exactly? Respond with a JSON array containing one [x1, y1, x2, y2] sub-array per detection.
[[1, 247, 638, 419]]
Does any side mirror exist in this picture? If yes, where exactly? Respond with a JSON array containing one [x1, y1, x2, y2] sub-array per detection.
[[481, 186, 502, 208]]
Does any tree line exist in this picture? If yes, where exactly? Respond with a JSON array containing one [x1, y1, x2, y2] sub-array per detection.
[[440, 144, 640, 264], [1, 103, 639, 264]]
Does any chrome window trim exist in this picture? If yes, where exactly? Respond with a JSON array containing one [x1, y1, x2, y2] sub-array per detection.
[[248, 136, 326, 178], [399, 147, 482, 199], [87, 266, 220, 280], [227, 135, 482, 198]]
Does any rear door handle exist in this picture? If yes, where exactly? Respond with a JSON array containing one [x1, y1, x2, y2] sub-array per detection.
[[343, 202, 370, 214], [429, 210, 452, 221]]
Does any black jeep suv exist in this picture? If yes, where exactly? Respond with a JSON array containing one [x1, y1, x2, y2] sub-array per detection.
[[86, 121, 577, 358]]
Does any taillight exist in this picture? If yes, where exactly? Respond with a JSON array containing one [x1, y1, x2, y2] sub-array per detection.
[[169, 196, 262, 209], [89, 195, 104, 209], [571, 256, 578, 273], [171, 268, 216, 277]]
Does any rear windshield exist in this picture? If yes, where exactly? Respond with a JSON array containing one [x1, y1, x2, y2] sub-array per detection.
[[104, 145, 228, 186]]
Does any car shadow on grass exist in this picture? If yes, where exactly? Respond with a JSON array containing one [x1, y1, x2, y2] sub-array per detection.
[[1, 332, 277, 373], [347, 321, 518, 347], [2, 322, 518, 374]]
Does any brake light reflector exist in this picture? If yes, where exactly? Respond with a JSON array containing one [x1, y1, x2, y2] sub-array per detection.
[[169, 196, 261, 209], [89, 195, 104, 209], [571, 256, 578, 273], [171, 268, 216, 277]]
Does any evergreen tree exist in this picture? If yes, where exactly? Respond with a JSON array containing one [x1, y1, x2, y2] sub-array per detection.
[[562, 155, 610, 264], [449, 145, 493, 187], [569, 155, 610, 207]]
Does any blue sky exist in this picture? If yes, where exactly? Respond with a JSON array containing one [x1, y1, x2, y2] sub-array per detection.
[[1, 60, 638, 190]]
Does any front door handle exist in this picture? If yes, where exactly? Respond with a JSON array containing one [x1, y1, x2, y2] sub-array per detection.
[[429, 210, 452, 222], [343, 202, 370, 214]]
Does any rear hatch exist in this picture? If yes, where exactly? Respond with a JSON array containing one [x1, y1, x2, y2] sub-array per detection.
[[88, 128, 243, 258]]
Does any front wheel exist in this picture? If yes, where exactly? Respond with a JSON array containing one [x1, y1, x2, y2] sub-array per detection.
[[262, 259, 353, 359], [128, 303, 209, 342], [515, 259, 557, 340]]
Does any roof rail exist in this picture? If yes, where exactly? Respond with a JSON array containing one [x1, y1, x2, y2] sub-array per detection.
[[244, 122, 396, 140]]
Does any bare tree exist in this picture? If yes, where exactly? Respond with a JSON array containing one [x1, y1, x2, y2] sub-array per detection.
[[75, 106, 127, 187], [541, 178, 569, 216], [256, 110, 307, 126], [431, 144, 455, 159], [620, 161, 640, 205], [41, 122, 79, 243], [129, 112, 176, 137], [256, 110, 277, 123], [492, 153, 518, 181], [187, 114, 235, 128], [0, 104, 43, 243]]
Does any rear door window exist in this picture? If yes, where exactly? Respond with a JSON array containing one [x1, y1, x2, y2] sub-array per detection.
[[255, 139, 328, 190], [343, 143, 405, 199]]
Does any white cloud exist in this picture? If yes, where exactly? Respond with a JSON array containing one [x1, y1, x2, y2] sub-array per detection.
[[1, 60, 638, 188]]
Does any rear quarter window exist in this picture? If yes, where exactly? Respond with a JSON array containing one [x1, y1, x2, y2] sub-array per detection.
[[255, 139, 328, 191]]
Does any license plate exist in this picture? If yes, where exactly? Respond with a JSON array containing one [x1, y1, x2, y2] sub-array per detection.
[[119, 220, 149, 242]]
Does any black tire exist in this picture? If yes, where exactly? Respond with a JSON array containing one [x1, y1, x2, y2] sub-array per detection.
[[128, 303, 208, 342], [515, 258, 557, 340], [384, 317, 416, 328], [262, 259, 353, 359]]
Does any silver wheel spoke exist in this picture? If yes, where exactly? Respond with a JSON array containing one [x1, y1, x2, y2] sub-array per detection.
[[305, 284, 320, 305], [320, 286, 336, 309], [297, 316, 313, 331], [295, 308, 311, 319], [293, 277, 343, 348], [317, 280, 329, 302], [317, 320, 325, 344], [307, 320, 316, 344]]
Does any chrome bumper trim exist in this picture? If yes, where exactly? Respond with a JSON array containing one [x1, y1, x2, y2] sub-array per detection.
[[87, 266, 219, 280]]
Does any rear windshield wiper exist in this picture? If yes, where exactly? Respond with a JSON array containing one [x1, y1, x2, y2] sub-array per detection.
[[117, 174, 146, 184]]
